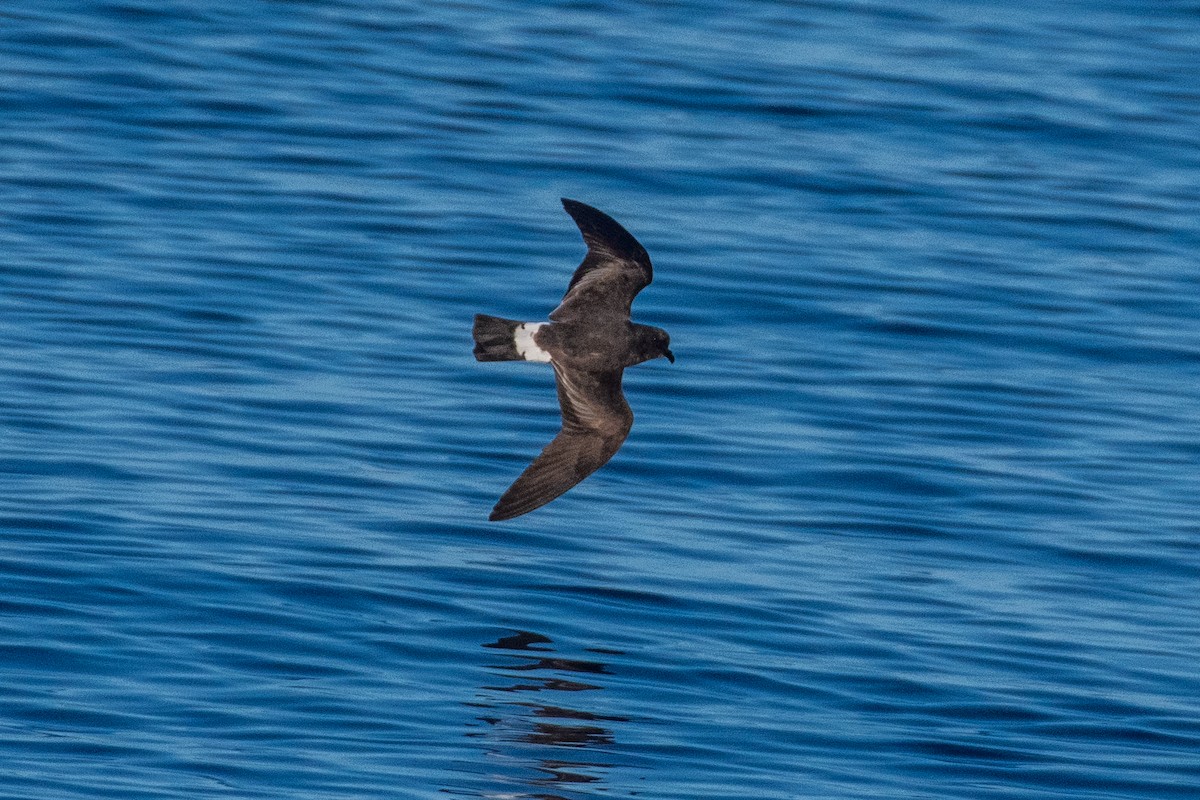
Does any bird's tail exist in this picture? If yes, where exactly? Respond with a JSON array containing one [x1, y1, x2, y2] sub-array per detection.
[[473, 314, 524, 362]]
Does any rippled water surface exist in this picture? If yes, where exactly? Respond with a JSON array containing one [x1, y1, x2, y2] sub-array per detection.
[[4, 1, 1200, 798]]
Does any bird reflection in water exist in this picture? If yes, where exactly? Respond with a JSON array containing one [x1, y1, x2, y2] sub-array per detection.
[[459, 630, 629, 798]]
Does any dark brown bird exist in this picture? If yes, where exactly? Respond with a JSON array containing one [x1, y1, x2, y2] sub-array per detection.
[[473, 199, 674, 521]]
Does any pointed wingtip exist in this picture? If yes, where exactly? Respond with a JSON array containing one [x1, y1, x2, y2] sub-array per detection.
[[488, 494, 528, 521], [560, 197, 604, 220], [557, 198, 650, 268], [488, 493, 535, 522]]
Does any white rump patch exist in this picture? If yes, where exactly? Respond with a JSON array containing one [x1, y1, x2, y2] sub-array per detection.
[[514, 322, 551, 362]]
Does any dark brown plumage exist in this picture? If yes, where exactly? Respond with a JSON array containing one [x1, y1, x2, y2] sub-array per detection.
[[473, 199, 674, 521]]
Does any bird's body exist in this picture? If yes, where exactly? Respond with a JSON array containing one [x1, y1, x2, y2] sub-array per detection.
[[472, 199, 673, 521]]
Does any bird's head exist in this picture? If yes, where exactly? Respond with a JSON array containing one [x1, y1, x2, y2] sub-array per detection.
[[642, 326, 674, 364]]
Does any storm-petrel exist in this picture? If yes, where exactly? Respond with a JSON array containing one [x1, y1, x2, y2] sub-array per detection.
[[473, 198, 674, 521]]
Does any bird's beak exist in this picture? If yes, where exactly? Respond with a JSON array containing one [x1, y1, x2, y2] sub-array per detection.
[[665, 349, 675, 364]]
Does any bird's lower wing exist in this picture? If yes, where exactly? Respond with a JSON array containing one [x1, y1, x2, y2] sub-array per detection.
[[489, 428, 627, 521]]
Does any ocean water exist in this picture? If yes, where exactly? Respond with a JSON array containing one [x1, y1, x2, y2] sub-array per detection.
[[3, 1, 1199, 798]]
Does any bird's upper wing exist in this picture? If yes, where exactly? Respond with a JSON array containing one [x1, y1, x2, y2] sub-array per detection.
[[489, 365, 633, 521], [549, 198, 653, 324]]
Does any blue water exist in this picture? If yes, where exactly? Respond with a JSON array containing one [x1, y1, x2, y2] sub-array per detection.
[[3, 1, 1199, 798]]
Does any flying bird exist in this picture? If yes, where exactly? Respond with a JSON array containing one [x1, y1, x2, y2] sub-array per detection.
[[473, 198, 674, 521]]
